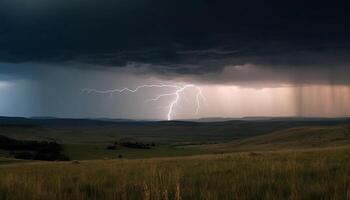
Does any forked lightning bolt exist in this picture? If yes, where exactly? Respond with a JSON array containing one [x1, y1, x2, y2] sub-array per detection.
[[82, 84, 205, 120]]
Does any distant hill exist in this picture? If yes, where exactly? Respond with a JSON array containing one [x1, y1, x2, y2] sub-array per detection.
[[187, 117, 350, 122], [185, 117, 273, 122], [1, 116, 350, 145], [214, 125, 350, 152], [30, 116, 59, 120], [0, 117, 38, 127], [190, 118, 241, 122]]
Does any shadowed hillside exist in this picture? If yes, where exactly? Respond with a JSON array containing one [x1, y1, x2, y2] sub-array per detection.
[[211, 125, 350, 152], [1, 117, 350, 144], [1, 117, 350, 160]]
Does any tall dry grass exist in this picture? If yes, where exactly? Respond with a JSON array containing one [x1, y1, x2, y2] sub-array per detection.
[[1, 147, 350, 200]]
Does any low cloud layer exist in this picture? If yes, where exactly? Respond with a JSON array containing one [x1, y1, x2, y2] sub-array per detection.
[[1, 0, 350, 85]]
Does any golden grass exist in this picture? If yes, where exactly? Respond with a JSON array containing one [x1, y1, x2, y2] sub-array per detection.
[[207, 125, 350, 152], [1, 147, 350, 199]]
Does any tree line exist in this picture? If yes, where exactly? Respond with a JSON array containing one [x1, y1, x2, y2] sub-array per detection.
[[0, 135, 69, 161]]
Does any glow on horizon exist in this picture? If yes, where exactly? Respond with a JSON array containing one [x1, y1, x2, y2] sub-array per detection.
[[83, 84, 206, 120], [198, 85, 297, 118], [198, 84, 350, 118], [82, 81, 350, 120]]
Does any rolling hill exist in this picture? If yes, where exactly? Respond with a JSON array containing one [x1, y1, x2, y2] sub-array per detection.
[[211, 125, 350, 152], [2, 117, 350, 160]]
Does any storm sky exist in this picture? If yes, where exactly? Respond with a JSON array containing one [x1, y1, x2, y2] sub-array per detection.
[[1, 0, 350, 119]]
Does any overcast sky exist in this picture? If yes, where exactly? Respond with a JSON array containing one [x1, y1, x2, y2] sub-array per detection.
[[1, 0, 350, 119]]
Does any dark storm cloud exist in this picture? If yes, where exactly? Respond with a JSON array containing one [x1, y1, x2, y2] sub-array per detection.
[[1, 0, 350, 84]]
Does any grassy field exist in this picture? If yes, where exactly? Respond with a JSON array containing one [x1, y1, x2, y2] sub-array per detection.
[[2, 118, 350, 199], [1, 147, 350, 199], [63, 143, 209, 160], [207, 125, 350, 152], [1, 118, 349, 160]]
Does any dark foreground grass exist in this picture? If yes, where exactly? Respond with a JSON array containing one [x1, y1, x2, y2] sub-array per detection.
[[1, 147, 350, 200]]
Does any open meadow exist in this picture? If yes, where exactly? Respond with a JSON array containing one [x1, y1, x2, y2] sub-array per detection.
[[1, 118, 350, 199], [1, 147, 350, 200]]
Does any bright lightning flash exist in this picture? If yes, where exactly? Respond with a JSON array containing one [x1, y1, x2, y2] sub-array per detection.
[[82, 84, 206, 121]]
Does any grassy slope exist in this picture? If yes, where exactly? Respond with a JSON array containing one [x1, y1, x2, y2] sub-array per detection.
[[3, 119, 348, 144], [0, 121, 295, 160], [2, 119, 349, 160], [1, 147, 350, 199], [208, 125, 350, 152], [2, 122, 350, 198], [63, 144, 208, 160]]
